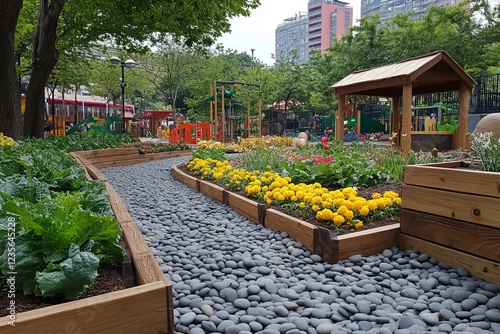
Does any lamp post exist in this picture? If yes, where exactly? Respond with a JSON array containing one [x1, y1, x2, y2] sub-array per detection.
[[250, 49, 255, 70], [110, 56, 136, 133]]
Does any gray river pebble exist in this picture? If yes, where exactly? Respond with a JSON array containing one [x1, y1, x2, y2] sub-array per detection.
[[103, 157, 500, 333]]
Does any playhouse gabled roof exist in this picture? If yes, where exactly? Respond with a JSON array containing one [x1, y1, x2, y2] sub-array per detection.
[[331, 51, 476, 97]]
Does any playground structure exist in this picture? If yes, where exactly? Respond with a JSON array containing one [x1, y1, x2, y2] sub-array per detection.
[[208, 80, 262, 143], [332, 51, 475, 152]]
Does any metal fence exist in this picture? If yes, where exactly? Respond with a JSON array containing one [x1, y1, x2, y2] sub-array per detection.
[[358, 72, 500, 117]]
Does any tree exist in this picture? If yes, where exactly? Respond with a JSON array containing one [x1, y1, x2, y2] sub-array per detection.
[[135, 41, 203, 123], [0, 0, 23, 140], [1, 0, 261, 138]]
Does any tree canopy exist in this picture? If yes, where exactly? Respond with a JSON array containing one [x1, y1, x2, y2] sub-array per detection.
[[0, 0, 260, 139]]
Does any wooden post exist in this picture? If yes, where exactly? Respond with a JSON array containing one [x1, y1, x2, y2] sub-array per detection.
[[456, 81, 471, 149], [247, 98, 251, 138], [336, 94, 346, 141], [221, 85, 225, 143], [356, 110, 361, 134], [209, 86, 213, 140], [401, 83, 413, 153], [391, 96, 401, 147], [195, 120, 198, 143]]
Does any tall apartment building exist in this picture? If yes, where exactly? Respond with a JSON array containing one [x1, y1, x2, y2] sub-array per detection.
[[308, 0, 353, 56], [275, 12, 309, 63], [361, 0, 464, 23], [275, 0, 353, 64]]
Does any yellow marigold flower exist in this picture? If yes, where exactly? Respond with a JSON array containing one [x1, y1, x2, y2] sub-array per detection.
[[359, 205, 370, 216], [354, 220, 363, 229], [383, 191, 400, 199], [312, 205, 320, 212], [372, 192, 382, 199], [316, 208, 334, 221], [299, 202, 306, 209], [278, 195, 286, 201], [266, 165, 272, 169], [377, 199, 387, 209], [342, 187, 357, 198], [266, 199, 272, 205], [394, 197, 402, 206], [262, 186, 268, 192], [367, 200, 378, 211], [291, 196, 297, 202], [303, 194, 313, 203], [343, 210, 354, 220], [333, 215, 345, 226], [351, 200, 364, 212], [311, 196, 322, 205], [337, 205, 348, 215]]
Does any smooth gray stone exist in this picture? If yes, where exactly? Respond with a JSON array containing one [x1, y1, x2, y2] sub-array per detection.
[[421, 312, 440, 326], [485, 309, 500, 322]]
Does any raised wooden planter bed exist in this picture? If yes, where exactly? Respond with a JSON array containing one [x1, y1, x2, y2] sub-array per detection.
[[172, 164, 400, 263], [0, 150, 179, 333], [400, 161, 500, 284], [74, 147, 192, 169]]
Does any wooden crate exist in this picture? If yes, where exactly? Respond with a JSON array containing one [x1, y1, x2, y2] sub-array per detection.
[[400, 162, 500, 284], [0, 150, 176, 333]]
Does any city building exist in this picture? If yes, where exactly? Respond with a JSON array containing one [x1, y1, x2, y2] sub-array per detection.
[[361, 0, 466, 23], [275, 12, 309, 63], [308, 0, 353, 57], [275, 0, 354, 64]]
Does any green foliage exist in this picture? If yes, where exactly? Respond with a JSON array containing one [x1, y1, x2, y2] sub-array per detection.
[[0, 189, 124, 300], [470, 132, 500, 172], [282, 153, 391, 189], [0, 144, 87, 192], [191, 148, 226, 161], [236, 146, 289, 172], [0, 136, 126, 300]]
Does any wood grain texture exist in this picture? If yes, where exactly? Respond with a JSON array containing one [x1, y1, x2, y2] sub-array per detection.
[[399, 234, 500, 284], [403, 163, 500, 197], [337, 224, 400, 260], [199, 180, 226, 204], [401, 209, 500, 262], [0, 282, 168, 334], [76, 149, 192, 168], [265, 209, 316, 251], [402, 184, 500, 228], [227, 192, 261, 224]]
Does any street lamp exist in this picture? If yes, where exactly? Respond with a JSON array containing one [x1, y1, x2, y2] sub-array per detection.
[[110, 56, 136, 133], [250, 49, 255, 70]]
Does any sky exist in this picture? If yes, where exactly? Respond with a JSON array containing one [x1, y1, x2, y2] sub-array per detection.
[[216, 0, 361, 66]]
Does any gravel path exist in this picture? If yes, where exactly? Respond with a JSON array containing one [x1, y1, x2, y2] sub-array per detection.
[[102, 157, 500, 334]]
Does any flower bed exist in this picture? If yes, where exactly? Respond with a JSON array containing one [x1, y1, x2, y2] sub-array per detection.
[[172, 164, 400, 263], [400, 161, 500, 284]]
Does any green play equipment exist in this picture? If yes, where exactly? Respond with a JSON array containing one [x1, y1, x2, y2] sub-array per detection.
[[66, 116, 122, 135]]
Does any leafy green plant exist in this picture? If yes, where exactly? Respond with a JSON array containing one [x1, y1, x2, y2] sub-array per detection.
[[282, 153, 391, 189], [237, 146, 289, 172], [0, 190, 124, 300], [191, 147, 226, 161]]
